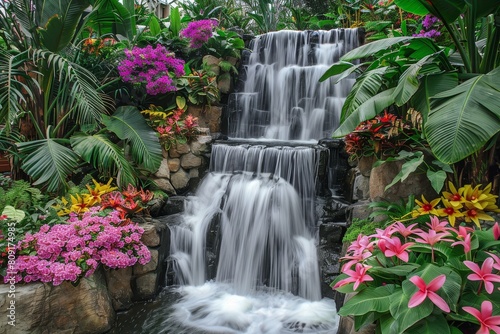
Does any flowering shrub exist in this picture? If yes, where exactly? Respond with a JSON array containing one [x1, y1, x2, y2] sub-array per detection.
[[4, 208, 151, 286], [344, 109, 423, 160], [332, 216, 500, 333], [56, 180, 154, 219], [142, 105, 199, 150], [412, 182, 500, 227], [413, 14, 441, 39], [180, 19, 218, 49], [117, 44, 185, 95]]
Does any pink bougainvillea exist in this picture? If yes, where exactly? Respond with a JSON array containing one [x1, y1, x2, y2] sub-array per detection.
[[4, 207, 151, 286], [180, 19, 218, 48], [117, 44, 185, 95]]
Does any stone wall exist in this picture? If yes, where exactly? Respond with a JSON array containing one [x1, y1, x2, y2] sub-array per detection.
[[151, 130, 213, 196], [0, 217, 171, 334]]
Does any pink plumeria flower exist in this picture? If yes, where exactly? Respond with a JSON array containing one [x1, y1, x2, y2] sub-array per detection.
[[464, 258, 500, 294], [486, 252, 500, 271], [390, 222, 421, 238], [370, 227, 393, 253], [333, 263, 373, 291], [383, 237, 414, 262], [462, 300, 500, 334], [340, 251, 372, 271], [426, 215, 451, 232], [493, 222, 500, 240], [408, 274, 450, 312], [413, 229, 454, 246], [347, 235, 374, 254], [451, 232, 472, 253]]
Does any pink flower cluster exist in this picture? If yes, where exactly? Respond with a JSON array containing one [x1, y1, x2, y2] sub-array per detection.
[[117, 44, 185, 95], [4, 208, 151, 286], [180, 19, 218, 48]]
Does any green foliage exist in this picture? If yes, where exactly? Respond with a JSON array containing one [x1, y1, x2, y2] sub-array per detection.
[[343, 218, 385, 243], [368, 195, 428, 225], [0, 177, 43, 213]]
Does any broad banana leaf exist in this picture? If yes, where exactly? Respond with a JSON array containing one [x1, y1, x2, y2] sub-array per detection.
[[333, 88, 396, 137], [411, 73, 458, 122], [341, 67, 388, 123], [71, 133, 137, 187], [340, 37, 414, 62], [394, 0, 466, 24], [17, 133, 80, 193], [38, 0, 90, 52], [425, 67, 500, 164], [102, 106, 163, 173]]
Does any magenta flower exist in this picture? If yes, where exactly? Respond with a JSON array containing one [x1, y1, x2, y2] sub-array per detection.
[[347, 234, 374, 254], [408, 274, 450, 312], [383, 237, 414, 262], [413, 229, 453, 246], [462, 301, 500, 334], [180, 19, 218, 48], [334, 263, 373, 291], [493, 222, 500, 240], [390, 222, 420, 238], [486, 252, 500, 271], [464, 258, 500, 294], [426, 215, 450, 233], [340, 251, 372, 271], [451, 231, 472, 253]]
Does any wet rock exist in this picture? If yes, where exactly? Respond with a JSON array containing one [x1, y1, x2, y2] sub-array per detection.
[[155, 159, 170, 178], [171, 168, 190, 190], [134, 249, 158, 275], [153, 178, 176, 195], [134, 272, 158, 300], [164, 196, 185, 215], [181, 152, 202, 169], [140, 223, 160, 247], [105, 267, 133, 311], [168, 158, 180, 172], [353, 174, 370, 201]]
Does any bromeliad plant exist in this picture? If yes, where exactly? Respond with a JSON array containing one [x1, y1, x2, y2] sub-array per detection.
[[142, 105, 200, 150], [332, 216, 500, 334]]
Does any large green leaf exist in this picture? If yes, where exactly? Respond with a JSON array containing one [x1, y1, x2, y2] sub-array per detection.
[[169, 7, 181, 37], [404, 314, 450, 334], [319, 61, 357, 82], [340, 37, 415, 62], [389, 289, 433, 333], [425, 67, 500, 164], [2, 205, 26, 222], [404, 264, 462, 312], [339, 285, 395, 316], [38, 0, 89, 52], [101, 106, 162, 172], [411, 73, 458, 122], [71, 133, 136, 187], [392, 54, 437, 107], [332, 88, 396, 137], [395, 0, 466, 24], [17, 133, 80, 193], [340, 67, 388, 122], [384, 152, 425, 191]]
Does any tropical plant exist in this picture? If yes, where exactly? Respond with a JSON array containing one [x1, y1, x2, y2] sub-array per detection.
[[0, 0, 163, 193], [321, 0, 500, 186], [3, 207, 151, 285], [332, 216, 500, 333]]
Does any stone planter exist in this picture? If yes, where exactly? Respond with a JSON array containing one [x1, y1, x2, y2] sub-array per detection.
[[0, 270, 114, 334], [369, 160, 437, 202]]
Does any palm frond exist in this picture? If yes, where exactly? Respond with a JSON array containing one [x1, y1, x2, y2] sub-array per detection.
[[17, 130, 80, 193], [102, 106, 163, 173], [71, 133, 137, 187]]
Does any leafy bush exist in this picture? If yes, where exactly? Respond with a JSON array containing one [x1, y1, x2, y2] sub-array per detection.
[[343, 218, 385, 243]]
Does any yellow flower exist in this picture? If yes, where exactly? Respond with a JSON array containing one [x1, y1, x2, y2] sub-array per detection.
[[436, 199, 463, 227], [68, 194, 94, 215], [463, 203, 495, 228], [461, 183, 497, 210], [85, 178, 117, 206], [412, 195, 441, 217], [441, 181, 464, 207]]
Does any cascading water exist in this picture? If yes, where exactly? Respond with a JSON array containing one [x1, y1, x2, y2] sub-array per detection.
[[227, 29, 358, 140], [117, 29, 360, 334]]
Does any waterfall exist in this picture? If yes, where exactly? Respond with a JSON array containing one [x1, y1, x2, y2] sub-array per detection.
[[227, 29, 358, 140], [163, 29, 359, 333]]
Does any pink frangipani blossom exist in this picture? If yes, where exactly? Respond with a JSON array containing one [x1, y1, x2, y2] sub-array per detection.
[[408, 274, 450, 312], [464, 258, 500, 294], [334, 263, 373, 291], [463, 301, 500, 334], [383, 237, 414, 262], [390, 221, 420, 238]]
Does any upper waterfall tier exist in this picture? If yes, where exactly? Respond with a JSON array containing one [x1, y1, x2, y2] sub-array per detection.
[[227, 29, 360, 141]]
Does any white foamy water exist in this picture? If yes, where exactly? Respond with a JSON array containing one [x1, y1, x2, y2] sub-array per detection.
[[164, 282, 339, 334], [227, 29, 359, 140]]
